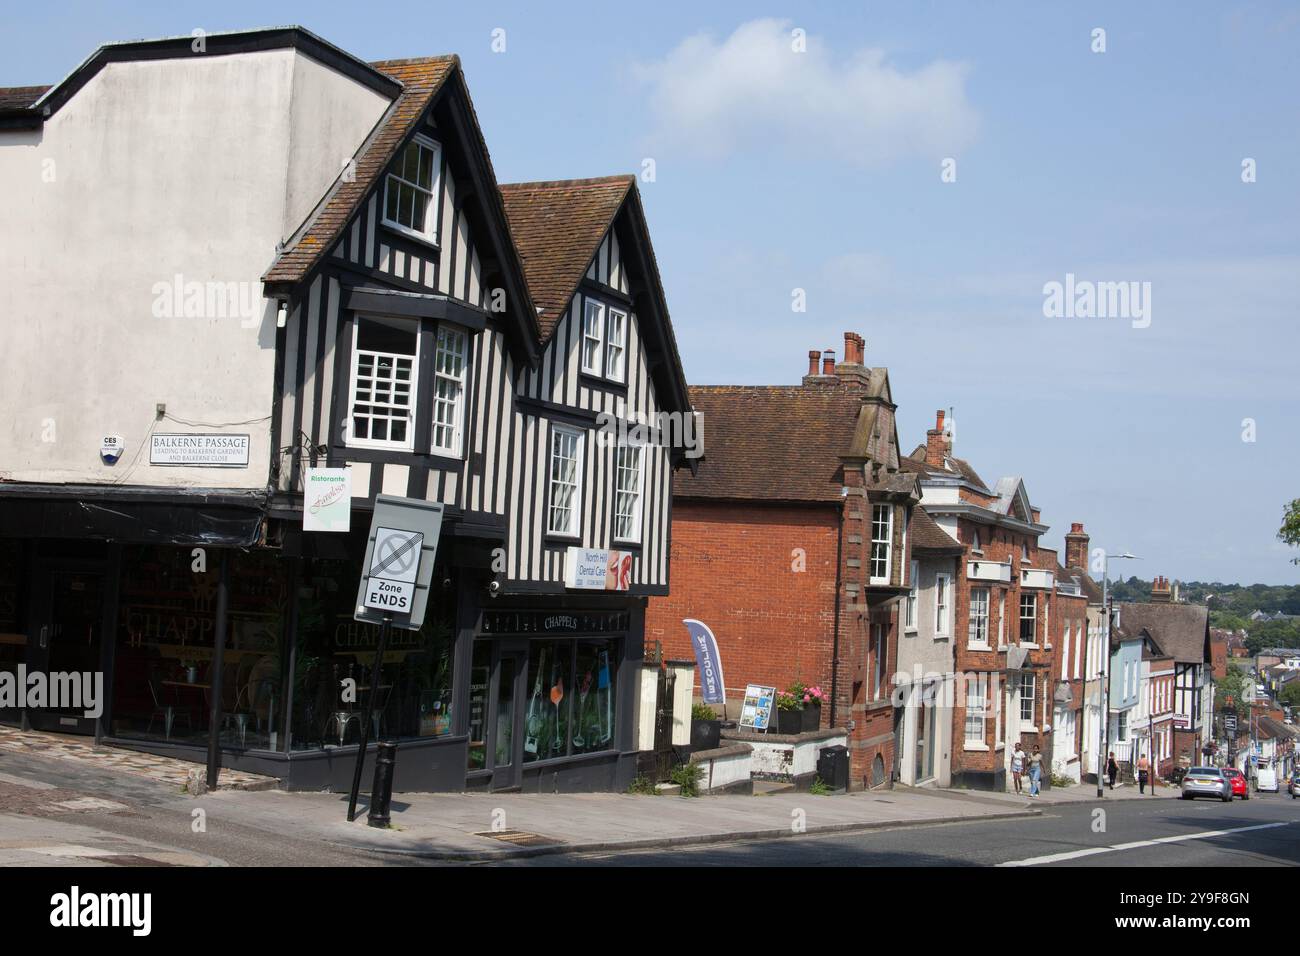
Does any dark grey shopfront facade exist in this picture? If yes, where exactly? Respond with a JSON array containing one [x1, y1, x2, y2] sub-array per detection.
[[0, 488, 647, 793]]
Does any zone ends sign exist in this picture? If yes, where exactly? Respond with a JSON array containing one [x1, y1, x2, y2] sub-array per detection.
[[354, 496, 444, 631]]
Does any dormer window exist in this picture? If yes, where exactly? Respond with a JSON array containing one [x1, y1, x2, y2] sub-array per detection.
[[382, 133, 441, 244], [580, 296, 628, 383]]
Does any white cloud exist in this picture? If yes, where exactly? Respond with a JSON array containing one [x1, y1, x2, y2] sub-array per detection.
[[631, 18, 979, 166]]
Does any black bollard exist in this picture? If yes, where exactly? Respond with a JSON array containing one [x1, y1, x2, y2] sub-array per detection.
[[367, 742, 397, 828]]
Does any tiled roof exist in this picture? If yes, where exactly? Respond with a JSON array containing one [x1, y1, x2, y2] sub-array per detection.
[[499, 176, 633, 340], [902, 447, 989, 490], [0, 85, 48, 109], [1115, 602, 1210, 664], [910, 507, 962, 554], [675, 384, 863, 502], [262, 57, 458, 286]]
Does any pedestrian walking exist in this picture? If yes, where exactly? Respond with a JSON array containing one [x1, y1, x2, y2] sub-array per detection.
[[1136, 751, 1150, 794], [1028, 745, 1043, 797], [1011, 742, 1025, 794], [1107, 751, 1119, 790]]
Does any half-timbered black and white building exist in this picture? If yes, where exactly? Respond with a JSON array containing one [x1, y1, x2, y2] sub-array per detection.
[[0, 27, 691, 792]]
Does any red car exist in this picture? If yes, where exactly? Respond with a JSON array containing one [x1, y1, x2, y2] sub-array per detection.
[[1223, 767, 1250, 800]]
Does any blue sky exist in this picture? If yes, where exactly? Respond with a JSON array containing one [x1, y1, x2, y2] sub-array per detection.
[[6, 2, 1298, 584]]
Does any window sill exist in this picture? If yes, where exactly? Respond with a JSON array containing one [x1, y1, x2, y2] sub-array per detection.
[[612, 539, 643, 551], [904, 627, 918, 636], [967, 643, 991, 653], [579, 373, 628, 397], [964, 742, 990, 752], [380, 219, 441, 252], [345, 439, 416, 454], [1020, 642, 1040, 650], [545, 532, 582, 545]]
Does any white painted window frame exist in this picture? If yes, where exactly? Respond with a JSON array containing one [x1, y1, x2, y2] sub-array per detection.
[[604, 307, 628, 383], [346, 315, 419, 452], [870, 504, 893, 584], [430, 324, 468, 457], [613, 442, 644, 544], [581, 298, 605, 376], [934, 572, 951, 637], [381, 132, 442, 246], [905, 560, 919, 632], [546, 423, 585, 538], [968, 586, 990, 648]]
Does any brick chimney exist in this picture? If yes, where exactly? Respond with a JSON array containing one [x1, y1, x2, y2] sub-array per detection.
[[925, 410, 946, 467], [841, 332, 864, 366], [1151, 575, 1171, 603], [807, 349, 820, 377], [1064, 522, 1089, 570]]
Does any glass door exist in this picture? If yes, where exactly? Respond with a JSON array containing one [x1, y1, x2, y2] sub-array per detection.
[[466, 641, 525, 790], [29, 571, 104, 735]]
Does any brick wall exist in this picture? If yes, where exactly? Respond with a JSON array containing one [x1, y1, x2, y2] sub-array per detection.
[[646, 500, 841, 709]]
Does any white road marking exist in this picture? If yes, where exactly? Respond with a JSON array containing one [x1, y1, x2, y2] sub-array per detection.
[[999, 821, 1292, 867]]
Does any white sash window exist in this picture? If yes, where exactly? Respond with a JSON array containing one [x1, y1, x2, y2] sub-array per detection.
[[548, 425, 584, 537], [613, 444, 643, 543], [432, 326, 467, 456]]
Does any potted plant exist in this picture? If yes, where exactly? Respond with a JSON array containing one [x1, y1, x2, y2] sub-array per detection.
[[690, 702, 722, 751], [775, 692, 803, 734], [797, 684, 826, 732]]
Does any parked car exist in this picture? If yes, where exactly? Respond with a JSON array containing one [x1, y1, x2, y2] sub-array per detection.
[[1288, 772, 1300, 798], [1181, 767, 1232, 802], [1223, 767, 1249, 800], [1257, 767, 1279, 793]]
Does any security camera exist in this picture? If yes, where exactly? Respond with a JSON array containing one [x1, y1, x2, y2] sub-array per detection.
[[487, 580, 501, 598], [442, 577, 452, 589]]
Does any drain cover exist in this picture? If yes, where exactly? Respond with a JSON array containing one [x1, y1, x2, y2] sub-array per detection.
[[472, 829, 564, 847]]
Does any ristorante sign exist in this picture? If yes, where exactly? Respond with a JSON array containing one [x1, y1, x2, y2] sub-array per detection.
[[150, 433, 250, 467]]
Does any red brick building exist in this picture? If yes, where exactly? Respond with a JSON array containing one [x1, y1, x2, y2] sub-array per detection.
[[900, 412, 1066, 791], [647, 334, 919, 789]]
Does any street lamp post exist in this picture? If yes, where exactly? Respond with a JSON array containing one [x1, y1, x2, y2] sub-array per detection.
[[1097, 550, 1139, 798]]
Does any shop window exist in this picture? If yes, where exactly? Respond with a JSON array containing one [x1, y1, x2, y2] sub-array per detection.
[[111, 545, 284, 749], [0, 548, 26, 725], [288, 547, 456, 751], [522, 637, 618, 763]]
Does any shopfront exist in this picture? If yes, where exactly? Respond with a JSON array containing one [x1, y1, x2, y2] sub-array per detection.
[[0, 513, 647, 793]]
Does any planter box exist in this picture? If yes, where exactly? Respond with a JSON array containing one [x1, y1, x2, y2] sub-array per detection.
[[801, 702, 821, 732], [776, 709, 803, 735], [690, 718, 722, 752]]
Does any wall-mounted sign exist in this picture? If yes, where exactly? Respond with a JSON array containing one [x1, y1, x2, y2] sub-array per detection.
[[480, 610, 631, 635], [564, 547, 632, 591], [303, 467, 351, 532], [100, 435, 124, 465], [150, 433, 250, 467], [739, 684, 776, 732], [683, 619, 727, 705]]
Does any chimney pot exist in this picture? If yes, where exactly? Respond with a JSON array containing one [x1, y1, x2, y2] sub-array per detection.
[[936, 410, 945, 430], [808, 349, 820, 377], [822, 350, 835, 375]]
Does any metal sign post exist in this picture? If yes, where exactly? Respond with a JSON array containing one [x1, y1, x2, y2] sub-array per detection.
[[346, 496, 445, 822]]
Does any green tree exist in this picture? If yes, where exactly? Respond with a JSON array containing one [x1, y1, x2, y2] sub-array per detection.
[[1280, 682, 1300, 710], [1215, 664, 1249, 721], [1280, 499, 1300, 565]]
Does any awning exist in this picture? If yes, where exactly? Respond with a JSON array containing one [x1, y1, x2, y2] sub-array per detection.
[[0, 484, 266, 546]]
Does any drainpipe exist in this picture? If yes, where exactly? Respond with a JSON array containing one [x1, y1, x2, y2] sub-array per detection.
[[829, 500, 846, 729]]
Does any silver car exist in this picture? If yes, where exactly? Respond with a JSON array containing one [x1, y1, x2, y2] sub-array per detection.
[[1181, 766, 1231, 802]]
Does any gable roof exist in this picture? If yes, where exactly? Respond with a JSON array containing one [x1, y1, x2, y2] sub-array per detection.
[[1115, 602, 1210, 665], [910, 507, 963, 555], [677, 385, 862, 503], [261, 55, 457, 286], [904, 446, 990, 491], [260, 54, 541, 363], [499, 176, 633, 338]]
